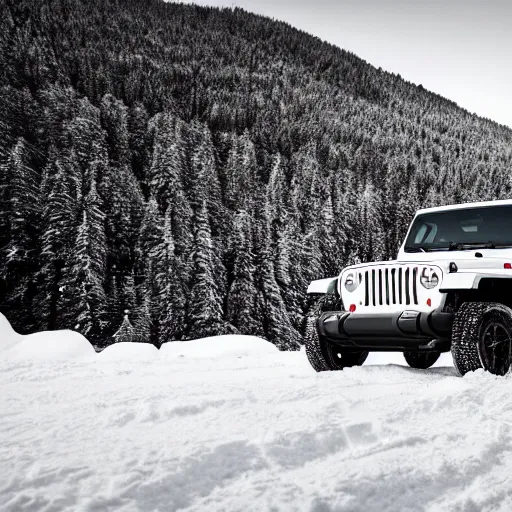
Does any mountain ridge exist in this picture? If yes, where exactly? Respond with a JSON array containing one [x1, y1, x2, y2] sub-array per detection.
[[210, 3, 506, 126]]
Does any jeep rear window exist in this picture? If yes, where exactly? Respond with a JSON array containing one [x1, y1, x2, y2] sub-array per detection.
[[404, 205, 512, 252]]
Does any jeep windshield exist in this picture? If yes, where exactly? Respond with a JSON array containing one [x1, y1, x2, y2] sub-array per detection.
[[404, 205, 512, 253]]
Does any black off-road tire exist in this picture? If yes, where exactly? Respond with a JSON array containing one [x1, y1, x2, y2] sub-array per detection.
[[304, 314, 331, 372], [451, 302, 512, 376], [304, 313, 368, 372], [403, 351, 440, 369]]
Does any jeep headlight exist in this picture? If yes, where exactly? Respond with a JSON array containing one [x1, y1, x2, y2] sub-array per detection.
[[420, 267, 439, 289], [344, 273, 361, 293]]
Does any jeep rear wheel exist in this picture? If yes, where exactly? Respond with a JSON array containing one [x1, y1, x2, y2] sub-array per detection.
[[451, 302, 512, 376], [403, 351, 440, 369], [304, 315, 368, 372]]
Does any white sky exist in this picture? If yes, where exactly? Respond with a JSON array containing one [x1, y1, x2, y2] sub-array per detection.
[[172, 0, 512, 129]]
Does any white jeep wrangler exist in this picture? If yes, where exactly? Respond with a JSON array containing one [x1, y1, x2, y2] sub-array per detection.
[[306, 200, 512, 376]]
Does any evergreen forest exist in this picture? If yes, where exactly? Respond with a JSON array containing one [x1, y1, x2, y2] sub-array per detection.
[[1, 0, 512, 348]]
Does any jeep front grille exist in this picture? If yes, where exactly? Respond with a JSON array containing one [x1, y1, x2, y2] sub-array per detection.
[[363, 266, 419, 307]]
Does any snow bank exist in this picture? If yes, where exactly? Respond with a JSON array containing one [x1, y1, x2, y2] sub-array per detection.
[[0, 313, 22, 353], [99, 342, 159, 361], [2, 324, 95, 361], [160, 334, 278, 359], [1, 322, 277, 362]]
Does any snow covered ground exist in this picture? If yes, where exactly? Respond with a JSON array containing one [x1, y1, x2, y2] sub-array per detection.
[[2, 314, 512, 511]]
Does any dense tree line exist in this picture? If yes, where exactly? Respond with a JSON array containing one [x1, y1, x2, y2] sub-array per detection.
[[1, 0, 512, 348]]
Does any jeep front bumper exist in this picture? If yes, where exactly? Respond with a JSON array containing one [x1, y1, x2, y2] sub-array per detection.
[[317, 310, 453, 352]]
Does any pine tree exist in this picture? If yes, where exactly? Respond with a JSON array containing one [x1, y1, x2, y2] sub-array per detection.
[[134, 197, 162, 344], [189, 122, 224, 231], [135, 292, 153, 344], [1, 139, 39, 273], [265, 155, 305, 334], [258, 254, 302, 351], [59, 174, 107, 344], [188, 200, 225, 339], [0, 138, 40, 332], [276, 217, 306, 333], [148, 113, 185, 213], [254, 202, 302, 350], [112, 310, 142, 344], [63, 98, 108, 178], [154, 207, 187, 343], [189, 122, 228, 316], [227, 210, 260, 335], [35, 154, 79, 330]]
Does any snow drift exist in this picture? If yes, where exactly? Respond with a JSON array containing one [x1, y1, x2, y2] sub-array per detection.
[[99, 341, 159, 361], [160, 334, 278, 359], [0, 314, 95, 361], [1, 315, 278, 363]]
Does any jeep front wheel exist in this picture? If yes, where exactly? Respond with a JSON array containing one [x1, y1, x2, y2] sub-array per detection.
[[451, 302, 512, 376], [305, 315, 368, 372]]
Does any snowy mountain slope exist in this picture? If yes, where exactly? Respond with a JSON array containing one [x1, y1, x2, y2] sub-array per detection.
[[1, 324, 512, 511]]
